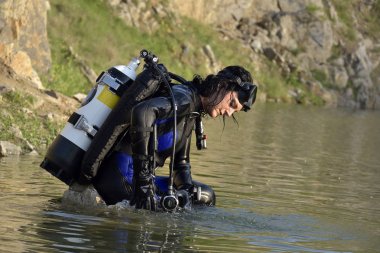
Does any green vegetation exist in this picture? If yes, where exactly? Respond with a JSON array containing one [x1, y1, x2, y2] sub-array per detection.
[[1, 0, 378, 154], [328, 44, 343, 62], [255, 60, 287, 101], [1, 90, 36, 107], [44, 0, 336, 106], [0, 91, 61, 153], [311, 68, 335, 91], [289, 46, 305, 57], [43, 0, 286, 100], [311, 69, 327, 84], [306, 4, 321, 15], [41, 42, 91, 96], [329, 1, 357, 42], [358, 0, 380, 40], [6, 0, 362, 154]]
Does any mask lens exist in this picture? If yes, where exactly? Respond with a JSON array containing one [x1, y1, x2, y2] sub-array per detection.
[[237, 83, 257, 111]]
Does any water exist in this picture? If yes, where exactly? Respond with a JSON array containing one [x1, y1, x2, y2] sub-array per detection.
[[1, 104, 379, 252]]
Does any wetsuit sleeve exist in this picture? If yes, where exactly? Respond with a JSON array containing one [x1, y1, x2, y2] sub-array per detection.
[[130, 91, 193, 158], [172, 135, 193, 190], [130, 97, 173, 157], [130, 89, 195, 185]]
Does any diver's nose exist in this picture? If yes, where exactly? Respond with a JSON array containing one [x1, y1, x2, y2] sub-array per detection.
[[226, 108, 234, 117]]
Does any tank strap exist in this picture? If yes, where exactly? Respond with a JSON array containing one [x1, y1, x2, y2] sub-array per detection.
[[97, 70, 130, 97]]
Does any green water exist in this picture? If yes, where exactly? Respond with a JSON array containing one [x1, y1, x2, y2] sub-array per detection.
[[1, 104, 379, 252]]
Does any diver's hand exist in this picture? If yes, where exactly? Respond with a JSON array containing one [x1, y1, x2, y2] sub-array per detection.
[[130, 178, 157, 211]]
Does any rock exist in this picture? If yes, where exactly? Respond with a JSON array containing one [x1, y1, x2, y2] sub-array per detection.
[[329, 58, 349, 88], [305, 20, 334, 63], [44, 89, 59, 99], [7, 50, 44, 89], [307, 80, 322, 93], [73, 93, 87, 103], [68, 47, 97, 84], [45, 112, 55, 121], [168, 0, 247, 26], [278, 0, 305, 12], [288, 88, 303, 104], [62, 185, 106, 208], [10, 124, 24, 139], [23, 139, 35, 151], [321, 90, 337, 107], [277, 15, 299, 51], [0, 85, 12, 94], [0, 0, 51, 75], [372, 95, 380, 110], [263, 47, 283, 63], [346, 43, 374, 79], [108, 0, 121, 6], [330, 66, 349, 89], [0, 141, 22, 156], [345, 43, 375, 109], [26, 150, 39, 156], [250, 39, 263, 53], [107, 0, 164, 32], [21, 107, 33, 115], [202, 44, 219, 73], [263, 47, 277, 61], [325, 0, 339, 21]]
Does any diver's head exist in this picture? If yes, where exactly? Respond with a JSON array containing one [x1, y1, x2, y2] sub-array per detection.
[[217, 66, 257, 112], [193, 65, 258, 118]]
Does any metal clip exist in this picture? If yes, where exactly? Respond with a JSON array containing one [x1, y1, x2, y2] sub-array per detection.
[[74, 115, 97, 137], [98, 72, 120, 91], [193, 186, 202, 201]]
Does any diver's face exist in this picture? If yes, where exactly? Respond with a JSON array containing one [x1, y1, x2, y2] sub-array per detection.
[[204, 91, 243, 118]]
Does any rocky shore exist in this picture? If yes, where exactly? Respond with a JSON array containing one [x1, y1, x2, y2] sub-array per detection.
[[1, 0, 379, 156]]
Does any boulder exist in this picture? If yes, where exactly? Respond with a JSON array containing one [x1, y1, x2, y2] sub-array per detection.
[[0, 0, 50, 85], [6, 49, 43, 89], [107, 0, 163, 32], [0, 141, 22, 156], [329, 58, 349, 89], [344, 43, 375, 109], [202, 44, 220, 73], [9, 124, 23, 139], [73, 93, 87, 104]]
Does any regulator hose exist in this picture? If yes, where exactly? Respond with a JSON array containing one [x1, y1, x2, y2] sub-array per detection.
[[140, 50, 181, 211]]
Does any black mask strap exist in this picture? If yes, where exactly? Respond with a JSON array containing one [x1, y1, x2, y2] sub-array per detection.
[[217, 72, 257, 111]]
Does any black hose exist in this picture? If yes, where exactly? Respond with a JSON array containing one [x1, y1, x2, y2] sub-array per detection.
[[169, 72, 187, 84], [152, 65, 177, 196]]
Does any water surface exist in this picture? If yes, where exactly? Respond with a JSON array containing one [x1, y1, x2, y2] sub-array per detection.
[[1, 104, 379, 252]]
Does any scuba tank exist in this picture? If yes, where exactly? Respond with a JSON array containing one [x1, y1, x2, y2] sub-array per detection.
[[40, 57, 140, 185], [41, 50, 172, 186], [79, 52, 189, 183], [79, 51, 167, 182]]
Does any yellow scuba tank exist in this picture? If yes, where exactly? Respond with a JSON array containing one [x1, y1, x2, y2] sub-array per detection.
[[40, 58, 140, 185]]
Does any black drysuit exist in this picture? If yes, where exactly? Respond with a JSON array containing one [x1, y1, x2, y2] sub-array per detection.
[[93, 84, 215, 205]]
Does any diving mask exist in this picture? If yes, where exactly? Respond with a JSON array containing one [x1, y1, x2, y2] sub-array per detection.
[[235, 77, 257, 112]]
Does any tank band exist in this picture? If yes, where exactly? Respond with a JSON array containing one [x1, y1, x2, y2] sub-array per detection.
[[68, 112, 98, 138]]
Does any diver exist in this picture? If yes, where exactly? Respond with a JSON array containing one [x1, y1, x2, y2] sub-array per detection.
[[91, 65, 258, 211]]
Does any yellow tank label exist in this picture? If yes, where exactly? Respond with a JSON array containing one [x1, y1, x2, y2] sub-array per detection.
[[97, 87, 120, 109]]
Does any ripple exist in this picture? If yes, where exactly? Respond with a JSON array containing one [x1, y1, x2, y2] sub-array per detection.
[[1, 104, 380, 252]]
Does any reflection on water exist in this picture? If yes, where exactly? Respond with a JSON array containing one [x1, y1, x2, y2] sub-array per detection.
[[1, 104, 379, 252]]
